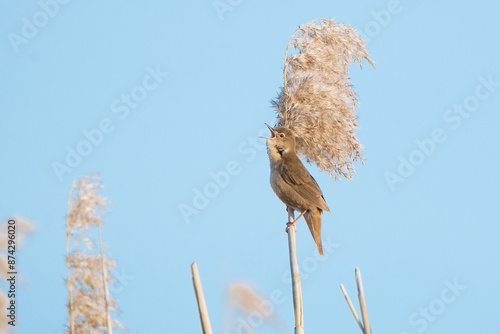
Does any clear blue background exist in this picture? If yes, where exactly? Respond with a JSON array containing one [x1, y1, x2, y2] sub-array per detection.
[[1, 0, 499, 333]]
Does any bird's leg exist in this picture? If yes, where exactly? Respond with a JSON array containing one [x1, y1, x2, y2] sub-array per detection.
[[285, 210, 306, 232]]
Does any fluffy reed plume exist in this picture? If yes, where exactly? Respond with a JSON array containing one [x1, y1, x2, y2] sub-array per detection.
[[0, 291, 7, 333], [0, 216, 35, 276], [65, 174, 125, 333], [223, 282, 285, 333], [0, 216, 34, 333], [272, 19, 373, 179], [0, 217, 35, 250]]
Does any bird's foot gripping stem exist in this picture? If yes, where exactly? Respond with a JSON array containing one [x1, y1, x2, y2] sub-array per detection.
[[285, 210, 306, 232], [285, 221, 296, 232]]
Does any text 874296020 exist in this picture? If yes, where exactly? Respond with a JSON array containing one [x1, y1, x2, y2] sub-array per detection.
[[6, 219, 17, 326]]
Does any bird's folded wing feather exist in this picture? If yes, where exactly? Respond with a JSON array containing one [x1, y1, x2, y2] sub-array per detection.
[[278, 160, 330, 212]]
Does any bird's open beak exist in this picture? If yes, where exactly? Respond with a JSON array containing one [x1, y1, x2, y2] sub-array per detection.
[[260, 123, 276, 139]]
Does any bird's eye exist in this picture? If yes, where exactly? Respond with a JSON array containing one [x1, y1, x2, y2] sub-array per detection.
[[279, 133, 285, 138]]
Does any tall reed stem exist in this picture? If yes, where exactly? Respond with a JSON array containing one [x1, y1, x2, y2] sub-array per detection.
[[66, 190, 75, 334], [340, 267, 372, 334], [191, 262, 213, 334], [287, 208, 304, 334], [98, 223, 113, 334], [356, 267, 371, 334]]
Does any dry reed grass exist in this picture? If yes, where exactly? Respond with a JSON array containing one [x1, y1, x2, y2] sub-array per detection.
[[272, 19, 373, 179], [224, 282, 285, 333], [65, 174, 125, 333]]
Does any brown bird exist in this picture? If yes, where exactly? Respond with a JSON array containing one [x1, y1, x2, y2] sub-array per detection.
[[264, 124, 330, 255]]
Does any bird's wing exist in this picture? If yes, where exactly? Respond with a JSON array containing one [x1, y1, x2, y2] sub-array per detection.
[[278, 158, 330, 212]]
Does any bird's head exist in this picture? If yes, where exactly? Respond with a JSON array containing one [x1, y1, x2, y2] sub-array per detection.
[[263, 124, 296, 158]]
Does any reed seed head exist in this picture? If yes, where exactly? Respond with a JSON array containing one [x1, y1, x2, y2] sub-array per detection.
[[272, 19, 373, 179]]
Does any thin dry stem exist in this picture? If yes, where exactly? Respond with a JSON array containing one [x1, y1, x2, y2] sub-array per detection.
[[341, 268, 372, 334], [66, 187, 75, 334], [356, 267, 371, 334], [340, 284, 364, 332], [191, 262, 213, 334], [99, 223, 113, 334], [287, 208, 304, 334]]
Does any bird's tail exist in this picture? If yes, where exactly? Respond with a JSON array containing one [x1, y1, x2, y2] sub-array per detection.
[[304, 209, 323, 256]]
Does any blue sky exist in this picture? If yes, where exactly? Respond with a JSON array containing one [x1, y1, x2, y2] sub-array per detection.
[[1, 0, 499, 333]]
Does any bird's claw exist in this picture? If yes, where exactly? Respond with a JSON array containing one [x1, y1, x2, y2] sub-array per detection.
[[285, 221, 297, 233]]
